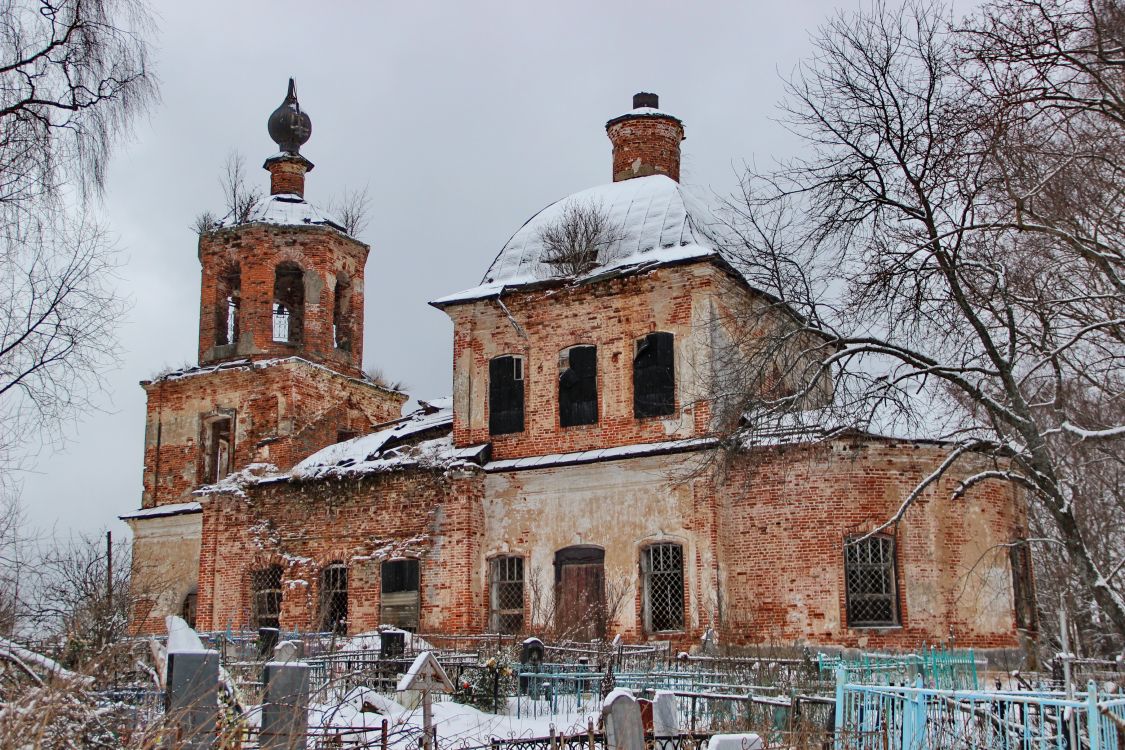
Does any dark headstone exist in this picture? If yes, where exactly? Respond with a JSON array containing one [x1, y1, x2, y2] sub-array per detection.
[[165, 650, 219, 749], [258, 627, 280, 658], [381, 630, 405, 658], [261, 662, 310, 750]]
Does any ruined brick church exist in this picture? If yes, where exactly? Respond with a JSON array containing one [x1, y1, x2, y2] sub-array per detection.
[[125, 83, 1035, 655]]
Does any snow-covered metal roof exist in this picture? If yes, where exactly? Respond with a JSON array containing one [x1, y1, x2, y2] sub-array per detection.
[[432, 175, 719, 306], [119, 501, 202, 520], [209, 193, 347, 234]]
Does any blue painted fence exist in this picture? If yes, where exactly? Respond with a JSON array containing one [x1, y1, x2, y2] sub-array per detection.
[[834, 667, 1125, 750]]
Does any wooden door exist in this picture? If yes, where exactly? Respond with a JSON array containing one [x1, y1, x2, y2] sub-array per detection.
[[555, 550, 606, 641]]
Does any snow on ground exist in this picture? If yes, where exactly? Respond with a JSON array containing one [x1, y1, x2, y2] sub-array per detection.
[[308, 689, 602, 747]]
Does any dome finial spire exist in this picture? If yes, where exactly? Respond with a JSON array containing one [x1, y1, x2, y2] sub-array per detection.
[[267, 77, 312, 155]]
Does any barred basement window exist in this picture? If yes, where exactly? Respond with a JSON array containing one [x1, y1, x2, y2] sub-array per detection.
[[489, 355, 525, 435], [320, 563, 348, 635], [273, 262, 304, 344], [559, 345, 598, 427], [634, 332, 675, 418], [489, 556, 525, 634], [641, 543, 684, 633], [844, 535, 899, 627], [251, 565, 283, 630]]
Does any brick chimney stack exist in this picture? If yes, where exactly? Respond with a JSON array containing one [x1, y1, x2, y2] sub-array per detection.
[[605, 92, 685, 183], [264, 78, 314, 196]]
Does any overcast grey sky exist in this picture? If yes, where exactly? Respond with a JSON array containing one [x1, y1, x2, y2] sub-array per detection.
[[19, 0, 857, 537]]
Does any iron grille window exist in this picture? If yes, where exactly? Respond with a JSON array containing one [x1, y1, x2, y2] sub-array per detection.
[[642, 543, 684, 633], [489, 355, 525, 435], [381, 559, 420, 631], [489, 556, 525, 634], [320, 563, 348, 635], [634, 332, 675, 418], [559, 345, 598, 427], [251, 565, 283, 630], [844, 536, 899, 627]]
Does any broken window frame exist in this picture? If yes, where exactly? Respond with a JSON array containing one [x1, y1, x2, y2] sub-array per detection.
[[641, 542, 684, 633], [201, 414, 234, 484], [634, 332, 676, 418], [844, 535, 900, 628], [215, 265, 241, 347], [380, 558, 420, 632], [558, 345, 598, 427], [181, 590, 198, 630], [489, 355, 525, 435], [319, 562, 349, 635], [488, 555, 525, 634], [272, 262, 305, 344], [251, 565, 283, 630]]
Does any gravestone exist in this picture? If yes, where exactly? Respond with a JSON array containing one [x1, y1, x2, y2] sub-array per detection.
[[604, 690, 644, 750], [273, 640, 302, 662], [258, 627, 280, 658], [653, 691, 679, 736], [165, 650, 219, 750], [520, 637, 545, 697], [709, 734, 763, 750], [261, 661, 310, 750]]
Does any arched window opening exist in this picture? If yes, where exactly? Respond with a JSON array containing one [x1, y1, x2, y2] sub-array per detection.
[[333, 275, 353, 352], [634, 332, 675, 418], [215, 265, 241, 346], [181, 590, 198, 630], [489, 355, 525, 435], [319, 563, 348, 635], [559, 345, 598, 427], [201, 414, 233, 483], [251, 565, 283, 630], [844, 535, 900, 627], [273, 263, 305, 344], [641, 543, 684, 633]]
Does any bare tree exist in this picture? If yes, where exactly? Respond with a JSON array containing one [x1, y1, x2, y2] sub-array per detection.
[[0, 0, 156, 480], [713, 0, 1125, 645], [331, 184, 372, 237], [220, 151, 263, 225], [537, 200, 624, 277]]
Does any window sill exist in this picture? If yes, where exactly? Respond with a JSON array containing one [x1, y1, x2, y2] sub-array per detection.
[[847, 624, 903, 631]]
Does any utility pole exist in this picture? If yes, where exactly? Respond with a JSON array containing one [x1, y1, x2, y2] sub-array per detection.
[[106, 530, 112, 610]]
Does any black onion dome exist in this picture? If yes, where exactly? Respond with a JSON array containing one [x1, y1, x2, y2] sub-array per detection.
[[267, 78, 312, 154]]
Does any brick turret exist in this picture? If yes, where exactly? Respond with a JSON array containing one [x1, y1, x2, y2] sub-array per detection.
[[605, 92, 685, 182]]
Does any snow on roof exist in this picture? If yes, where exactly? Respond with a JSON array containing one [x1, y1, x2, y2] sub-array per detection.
[[146, 356, 403, 394], [432, 175, 720, 306], [210, 193, 348, 233], [606, 106, 682, 124], [119, 501, 202, 520], [290, 401, 459, 481], [484, 437, 716, 472]]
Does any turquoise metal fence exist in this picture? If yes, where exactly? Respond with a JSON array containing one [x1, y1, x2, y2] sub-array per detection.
[[835, 666, 1125, 750], [819, 646, 981, 690]]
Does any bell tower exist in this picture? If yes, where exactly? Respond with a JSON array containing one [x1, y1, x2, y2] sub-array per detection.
[[196, 79, 367, 377]]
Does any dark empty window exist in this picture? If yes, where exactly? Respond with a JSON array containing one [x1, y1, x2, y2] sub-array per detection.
[[181, 590, 198, 630], [844, 535, 899, 627], [642, 543, 684, 632], [559, 345, 598, 427], [1010, 542, 1037, 632], [489, 556, 524, 634], [320, 563, 348, 635], [634, 332, 675, 418], [333, 275, 353, 352], [215, 265, 240, 346], [251, 565, 283, 630], [273, 262, 304, 344], [336, 429, 358, 444], [489, 355, 525, 435], [380, 559, 420, 631]]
